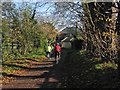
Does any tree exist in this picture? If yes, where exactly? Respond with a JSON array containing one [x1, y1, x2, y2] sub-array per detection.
[[2, 2, 58, 61]]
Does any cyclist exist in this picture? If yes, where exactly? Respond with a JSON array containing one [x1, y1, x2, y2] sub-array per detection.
[[54, 43, 61, 64]]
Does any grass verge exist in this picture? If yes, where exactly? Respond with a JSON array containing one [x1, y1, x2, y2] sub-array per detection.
[[60, 49, 119, 88]]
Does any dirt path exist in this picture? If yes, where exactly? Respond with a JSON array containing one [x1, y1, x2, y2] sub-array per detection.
[[2, 49, 68, 89]]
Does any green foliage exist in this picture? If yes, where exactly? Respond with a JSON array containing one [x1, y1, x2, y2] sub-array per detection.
[[95, 61, 118, 70], [61, 49, 119, 88], [24, 53, 45, 59], [80, 50, 87, 55], [90, 57, 101, 62], [2, 2, 57, 62], [3, 65, 20, 74]]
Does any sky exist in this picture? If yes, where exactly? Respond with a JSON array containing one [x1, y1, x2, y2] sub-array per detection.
[[14, 1, 55, 16], [12, 0, 80, 3], [2, 0, 118, 2], [13, 1, 66, 30], [11, 0, 82, 31]]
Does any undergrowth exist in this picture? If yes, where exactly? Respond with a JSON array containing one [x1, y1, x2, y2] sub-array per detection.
[[60, 49, 119, 88]]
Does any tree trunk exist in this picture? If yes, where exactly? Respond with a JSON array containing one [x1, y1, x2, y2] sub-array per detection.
[[116, 2, 120, 78], [110, 3, 118, 62]]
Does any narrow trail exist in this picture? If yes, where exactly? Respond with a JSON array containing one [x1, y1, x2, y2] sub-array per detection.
[[2, 49, 68, 89]]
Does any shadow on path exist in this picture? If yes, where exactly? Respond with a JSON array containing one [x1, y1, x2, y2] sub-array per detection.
[[39, 49, 68, 88], [2, 49, 68, 89]]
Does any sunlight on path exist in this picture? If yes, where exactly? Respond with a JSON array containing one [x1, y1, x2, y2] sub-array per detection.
[[2, 58, 60, 89]]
